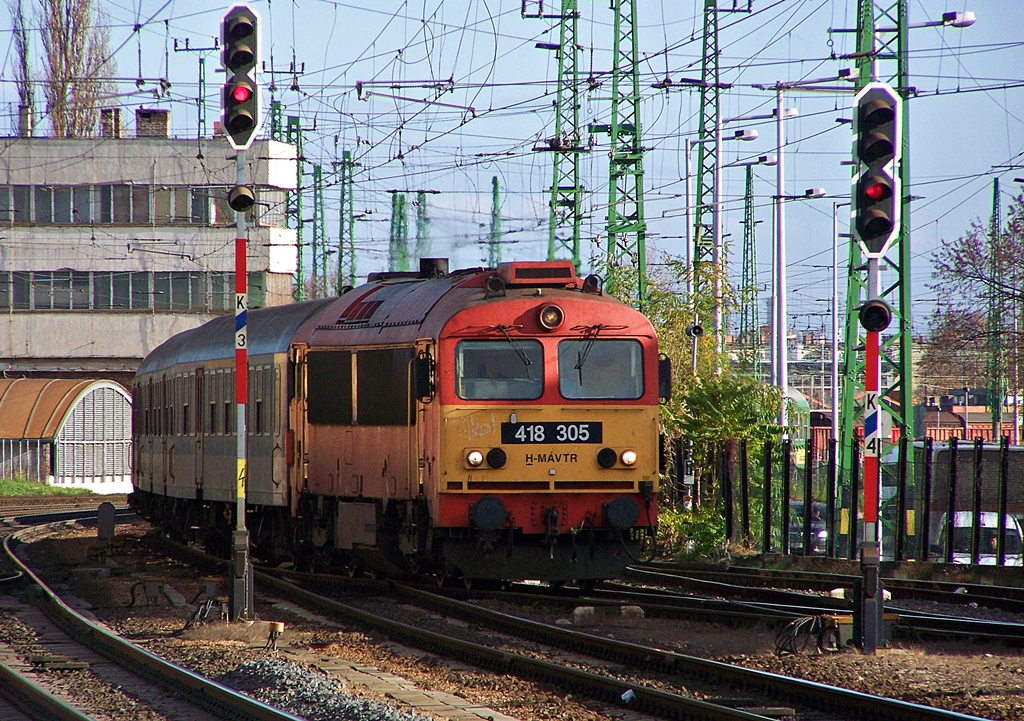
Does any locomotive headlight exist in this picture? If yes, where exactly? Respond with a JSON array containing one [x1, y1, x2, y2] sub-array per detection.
[[467, 450, 484, 467], [538, 304, 564, 330], [620, 450, 638, 466]]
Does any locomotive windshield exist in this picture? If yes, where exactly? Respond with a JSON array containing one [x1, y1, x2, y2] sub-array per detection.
[[455, 340, 544, 400], [558, 339, 643, 400]]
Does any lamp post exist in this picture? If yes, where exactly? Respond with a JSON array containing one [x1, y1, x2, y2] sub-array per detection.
[[724, 154, 777, 373], [774, 186, 826, 431], [681, 128, 759, 355], [832, 201, 851, 442]]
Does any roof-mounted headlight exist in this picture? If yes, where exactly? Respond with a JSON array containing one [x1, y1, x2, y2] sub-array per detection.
[[539, 304, 564, 330]]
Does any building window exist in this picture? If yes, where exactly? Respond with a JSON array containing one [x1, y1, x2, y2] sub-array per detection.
[[191, 188, 210, 224], [0, 270, 268, 312], [0, 186, 11, 223], [132, 185, 150, 223], [12, 186, 31, 224], [112, 185, 131, 223], [51, 271, 72, 309], [171, 273, 190, 310], [93, 272, 111, 309], [53, 188, 72, 223], [34, 186, 52, 223], [131, 272, 150, 309], [12, 271, 30, 309], [153, 272, 171, 310], [72, 271, 90, 309], [73, 186, 91, 223]]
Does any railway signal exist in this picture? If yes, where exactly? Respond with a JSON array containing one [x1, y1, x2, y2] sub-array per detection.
[[851, 82, 901, 258], [221, 5, 262, 151]]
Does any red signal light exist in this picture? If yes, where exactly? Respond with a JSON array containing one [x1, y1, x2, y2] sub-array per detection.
[[231, 84, 252, 103], [864, 182, 888, 201]]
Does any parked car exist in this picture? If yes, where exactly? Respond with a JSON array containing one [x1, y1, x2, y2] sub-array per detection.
[[788, 501, 827, 555], [932, 512, 1024, 566]]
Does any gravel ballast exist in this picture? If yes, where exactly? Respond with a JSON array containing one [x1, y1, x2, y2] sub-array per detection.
[[220, 657, 434, 721]]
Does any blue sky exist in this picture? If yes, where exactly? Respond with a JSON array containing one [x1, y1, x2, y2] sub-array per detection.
[[0, 1, 1020, 335]]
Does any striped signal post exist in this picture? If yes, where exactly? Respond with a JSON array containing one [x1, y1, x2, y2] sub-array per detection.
[[858, 297, 891, 654], [222, 4, 263, 620]]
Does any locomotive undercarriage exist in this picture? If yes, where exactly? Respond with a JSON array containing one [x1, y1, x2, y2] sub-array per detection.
[[130, 488, 640, 582]]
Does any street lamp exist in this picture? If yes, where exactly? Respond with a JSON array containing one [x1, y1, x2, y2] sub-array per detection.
[[680, 129, 759, 319], [833, 201, 851, 446], [774, 187, 827, 431], [720, 153, 774, 376], [829, 10, 975, 33]]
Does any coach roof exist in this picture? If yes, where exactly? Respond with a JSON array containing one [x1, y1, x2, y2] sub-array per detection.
[[137, 298, 335, 376]]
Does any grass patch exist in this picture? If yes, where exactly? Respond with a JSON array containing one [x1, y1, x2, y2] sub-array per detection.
[[0, 477, 95, 496]]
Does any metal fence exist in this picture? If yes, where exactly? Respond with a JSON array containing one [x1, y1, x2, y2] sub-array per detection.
[[666, 435, 1024, 566]]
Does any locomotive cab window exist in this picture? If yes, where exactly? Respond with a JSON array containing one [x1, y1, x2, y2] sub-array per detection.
[[558, 339, 643, 400], [456, 340, 543, 400]]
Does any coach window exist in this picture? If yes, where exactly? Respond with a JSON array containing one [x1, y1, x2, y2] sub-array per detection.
[[557, 339, 643, 400], [455, 340, 543, 400]]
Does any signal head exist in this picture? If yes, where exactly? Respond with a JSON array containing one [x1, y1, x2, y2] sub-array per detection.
[[227, 185, 256, 212], [851, 82, 902, 257], [221, 5, 262, 150], [859, 299, 893, 333]]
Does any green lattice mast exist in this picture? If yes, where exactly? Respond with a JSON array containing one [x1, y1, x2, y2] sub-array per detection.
[[523, 1, 585, 269], [311, 165, 327, 296], [599, 0, 646, 306], [337, 150, 356, 291], [739, 164, 760, 376], [389, 193, 409, 272], [989, 178, 1004, 438], [838, 0, 913, 505], [692, 0, 720, 329], [415, 190, 430, 263]]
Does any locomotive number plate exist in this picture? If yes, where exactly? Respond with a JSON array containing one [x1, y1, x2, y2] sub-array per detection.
[[501, 422, 602, 444]]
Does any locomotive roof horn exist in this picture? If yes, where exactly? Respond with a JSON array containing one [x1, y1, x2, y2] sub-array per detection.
[[485, 275, 506, 298], [583, 274, 603, 295]]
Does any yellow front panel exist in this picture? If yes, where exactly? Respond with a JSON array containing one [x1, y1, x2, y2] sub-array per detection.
[[440, 405, 659, 493]]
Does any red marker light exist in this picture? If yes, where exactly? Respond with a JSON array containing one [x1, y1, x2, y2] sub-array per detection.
[[860, 181, 892, 201], [863, 182, 889, 201], [231, 84, 252, 103]]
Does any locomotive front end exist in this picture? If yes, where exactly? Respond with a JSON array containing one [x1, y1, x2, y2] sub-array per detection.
[[432, 262, 661, 582]]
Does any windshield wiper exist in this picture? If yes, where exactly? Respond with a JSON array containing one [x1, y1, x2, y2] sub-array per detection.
[[574, 324, 604, 384], [495, 325, 533, 368]]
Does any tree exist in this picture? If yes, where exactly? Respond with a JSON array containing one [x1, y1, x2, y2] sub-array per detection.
[[8, 0, 33, 112], [924, 194, 1024, 401], [38, 0, 115, 137], [916, 308, 989, 399]]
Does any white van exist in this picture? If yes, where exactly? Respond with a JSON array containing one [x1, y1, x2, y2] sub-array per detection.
[[934, 512, 1024, 566]]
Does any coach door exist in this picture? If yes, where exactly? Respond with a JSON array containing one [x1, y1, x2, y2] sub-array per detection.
[[195, 367, 204, 494]]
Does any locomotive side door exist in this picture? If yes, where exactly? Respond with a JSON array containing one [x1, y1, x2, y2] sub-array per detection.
[[413, 339, 436, 500]]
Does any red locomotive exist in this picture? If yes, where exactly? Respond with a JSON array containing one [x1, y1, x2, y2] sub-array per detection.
[[132, 259, 666, 583]]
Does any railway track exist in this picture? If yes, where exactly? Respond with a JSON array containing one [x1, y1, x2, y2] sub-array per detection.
[[621, 564, 1024, 642], [1, 523, 307, 721], [0, 657, 94, 721], [0, 495, 130, 519], [639, 561, 1024, 612], [255, 569, 995, 721]]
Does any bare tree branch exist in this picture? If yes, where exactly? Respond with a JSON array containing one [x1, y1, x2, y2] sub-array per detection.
[[8, 0, 33, 109], [38, 0, 115, 137]]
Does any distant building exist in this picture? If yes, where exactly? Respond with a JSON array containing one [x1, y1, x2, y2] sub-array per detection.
[[0, 108, 297, 384]]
